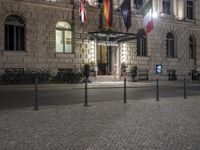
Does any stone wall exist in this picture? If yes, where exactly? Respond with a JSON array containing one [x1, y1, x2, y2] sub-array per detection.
[[0, 0, 200, 80]]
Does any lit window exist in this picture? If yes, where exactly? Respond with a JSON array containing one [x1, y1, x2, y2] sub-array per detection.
[[166, 32, 176, 58], [137, 29, 147, 56], [187, 0, 194, 19], [162, 0, 170, 14], [5, 15, 25, 51], [56, 21, 72, 53]]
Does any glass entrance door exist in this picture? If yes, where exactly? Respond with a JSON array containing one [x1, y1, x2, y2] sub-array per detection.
[[97, 46, 112, 75]]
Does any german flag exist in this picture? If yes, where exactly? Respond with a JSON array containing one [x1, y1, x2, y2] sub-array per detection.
[[103, 0, 113, 29]]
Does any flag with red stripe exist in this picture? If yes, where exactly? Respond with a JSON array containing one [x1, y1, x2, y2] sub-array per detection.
[[103, 0, 113, 29], [80, 0, 87, 23], [141, 0, 153, 33]]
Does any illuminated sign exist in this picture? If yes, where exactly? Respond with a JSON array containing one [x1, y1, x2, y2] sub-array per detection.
[[97, 41, 118, 46], [156, 64, 162, 74]]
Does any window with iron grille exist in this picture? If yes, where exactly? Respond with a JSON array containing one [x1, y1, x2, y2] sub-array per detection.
[[162, 0, 170, 14], [187, 0, 194, 19], [5, 15, 25, 51], [166, 32, 176, 58], [137, 29, 147, 56]]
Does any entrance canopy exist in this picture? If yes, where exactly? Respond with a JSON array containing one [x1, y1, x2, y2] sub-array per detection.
[[88, 28, 138, 45]]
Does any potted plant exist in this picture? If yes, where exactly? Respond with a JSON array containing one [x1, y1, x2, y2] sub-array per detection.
[[83, 63, 90, 82], [130, 66, 138, 81], [121, 62, 127, 77]]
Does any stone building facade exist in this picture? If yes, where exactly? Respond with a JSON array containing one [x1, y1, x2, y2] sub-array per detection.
[[0, 0, 200, 80]]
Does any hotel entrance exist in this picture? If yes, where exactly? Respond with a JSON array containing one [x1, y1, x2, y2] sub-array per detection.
[[97, 45, 113, 75], [89, 29, 137, 78]]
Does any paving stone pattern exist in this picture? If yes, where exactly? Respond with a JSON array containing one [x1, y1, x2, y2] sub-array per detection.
[[0, 97, 200, 150]]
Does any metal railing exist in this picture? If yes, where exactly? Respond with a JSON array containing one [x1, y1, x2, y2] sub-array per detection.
[[0, 68, 85, 85]]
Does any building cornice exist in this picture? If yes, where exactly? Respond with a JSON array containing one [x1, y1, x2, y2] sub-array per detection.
[[5, 0, 74, 10]]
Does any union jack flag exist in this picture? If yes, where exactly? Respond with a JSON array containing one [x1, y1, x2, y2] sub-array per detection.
[[74, 0, 88, 23], [80, 0, 87, 23]]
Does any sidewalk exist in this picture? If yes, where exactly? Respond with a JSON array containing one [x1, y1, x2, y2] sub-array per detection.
[[0, 80, 200, 90], [0, 96, 200, 150]]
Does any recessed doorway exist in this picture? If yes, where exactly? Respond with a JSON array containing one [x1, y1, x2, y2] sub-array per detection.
[[97, 45, 112, 75]]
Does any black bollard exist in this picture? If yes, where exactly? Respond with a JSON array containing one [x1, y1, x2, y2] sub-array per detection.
[[184, 78, 187, 99], [84, 80, 88, 106], [34, 78, 39, 110], [124, 78, 127, 103], [156, 78, 160, 101]]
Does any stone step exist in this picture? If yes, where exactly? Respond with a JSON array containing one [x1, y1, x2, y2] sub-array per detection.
[[96, 75, 120, 82]]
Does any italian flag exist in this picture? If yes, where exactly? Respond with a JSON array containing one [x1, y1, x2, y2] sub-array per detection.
[[141, 0, 153, 33]]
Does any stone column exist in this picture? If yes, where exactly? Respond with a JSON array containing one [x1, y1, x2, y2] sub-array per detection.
[[195, 0, 199, 24], [113, 0, 119, 9], [117, 44, 121, 78], [94, 40, 97, 65], [177, 0, 184, 20], [158, 0, 162, 13], [152, 0, 158, 14], [170, 0, 174, 15], [173, 0, 178, 17], [131, 0, 135, 10], [94, 40, 98, 78]]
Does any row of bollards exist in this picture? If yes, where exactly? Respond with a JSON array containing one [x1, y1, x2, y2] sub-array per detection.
[[33, 77, 188, 110], [33, 78, 90, 109], [83, 78, 128, 106], [83, 77, 188, 106], [155, 78, 187, 101]]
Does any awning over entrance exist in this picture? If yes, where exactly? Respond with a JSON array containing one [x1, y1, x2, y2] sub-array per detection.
[[88, 28, 138, 44]]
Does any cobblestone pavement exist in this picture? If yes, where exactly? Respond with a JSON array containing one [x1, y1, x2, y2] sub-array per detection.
[[0, 97, 200, 150]]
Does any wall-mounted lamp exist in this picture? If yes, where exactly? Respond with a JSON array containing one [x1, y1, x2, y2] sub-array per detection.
[[152, 12, 158, 18]]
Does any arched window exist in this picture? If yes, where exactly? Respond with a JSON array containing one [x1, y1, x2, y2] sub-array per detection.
[[187, 0, 194, 20], [162, 0, 171, 14], [137, 29, 147, 56], [166, 32, 176, 58], [5, 15, 25, 51], [189, 36, 196, 60], [56, 21, 72, 53]]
